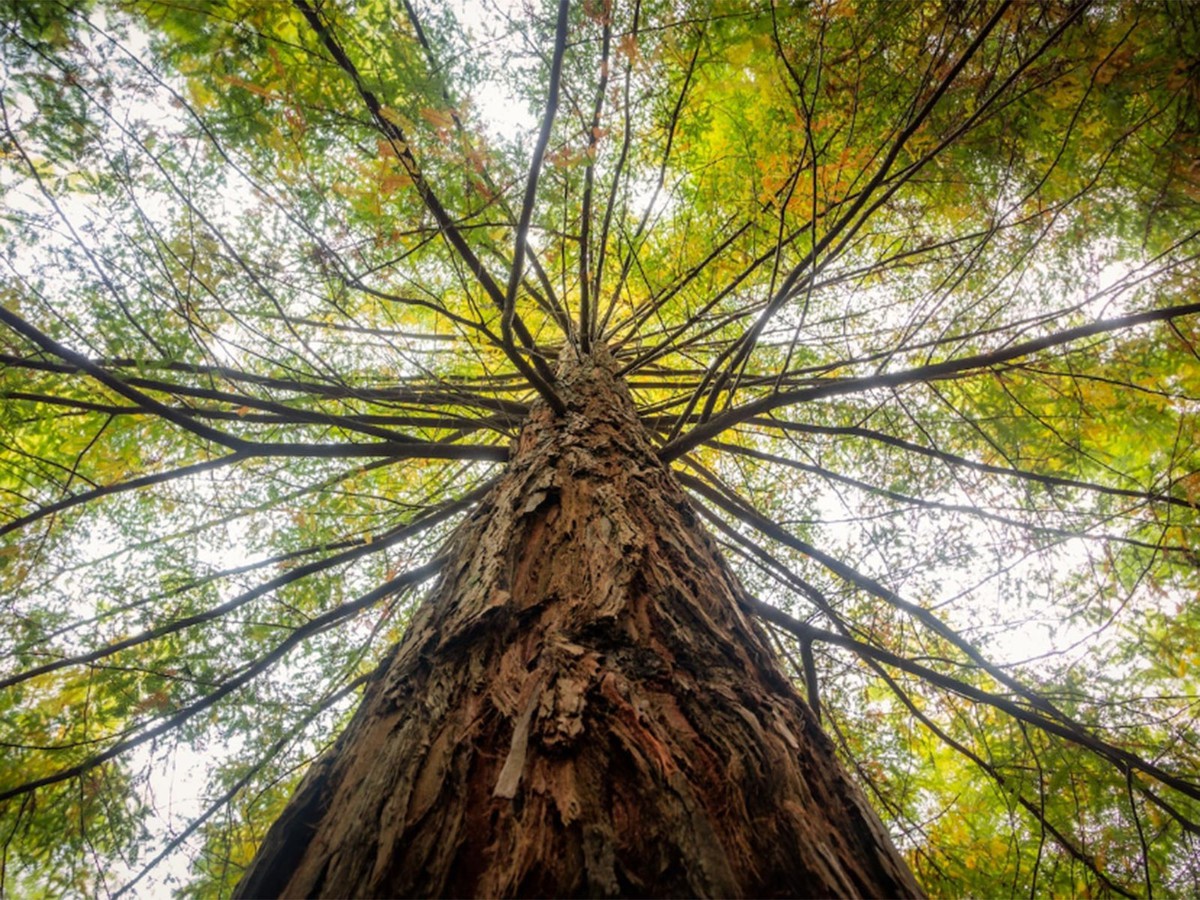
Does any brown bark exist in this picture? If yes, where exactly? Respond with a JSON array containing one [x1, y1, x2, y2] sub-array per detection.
[[234, 349, 922, 899]]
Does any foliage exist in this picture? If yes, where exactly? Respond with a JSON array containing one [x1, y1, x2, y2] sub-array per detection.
[[1, 0, 1199, 895]]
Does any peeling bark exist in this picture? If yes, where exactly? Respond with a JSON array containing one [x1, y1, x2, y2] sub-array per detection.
[[235, 350, 922, 899]]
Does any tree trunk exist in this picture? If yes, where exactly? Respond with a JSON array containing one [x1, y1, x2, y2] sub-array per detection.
[[234, 350, 922, 899]]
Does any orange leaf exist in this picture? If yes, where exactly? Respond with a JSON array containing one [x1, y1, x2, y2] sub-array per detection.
[[420, 107, 454, 130]]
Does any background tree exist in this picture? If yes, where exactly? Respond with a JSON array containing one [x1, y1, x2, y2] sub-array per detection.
[[0, 0, 1198, 895]]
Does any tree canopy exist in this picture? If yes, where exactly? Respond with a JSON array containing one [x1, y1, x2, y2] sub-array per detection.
[[1, 0, 1198, 895]]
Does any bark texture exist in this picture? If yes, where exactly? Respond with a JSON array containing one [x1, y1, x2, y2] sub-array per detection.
[[235, 350, 921, 899]]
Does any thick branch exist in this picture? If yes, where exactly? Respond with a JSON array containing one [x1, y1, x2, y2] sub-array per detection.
[[661, 302, 1200, 460]]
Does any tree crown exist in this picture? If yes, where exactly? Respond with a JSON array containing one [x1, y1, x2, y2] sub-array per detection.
[[1, 0, 1198, 895]]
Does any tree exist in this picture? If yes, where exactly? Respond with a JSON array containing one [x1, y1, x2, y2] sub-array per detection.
[[0, 0, 1197, 895]]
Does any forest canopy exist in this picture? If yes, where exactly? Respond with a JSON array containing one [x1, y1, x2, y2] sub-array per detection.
[[1, 0, 1199, 895]]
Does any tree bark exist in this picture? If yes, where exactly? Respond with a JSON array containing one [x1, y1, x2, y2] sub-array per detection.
[[234, 349, 922, 899]]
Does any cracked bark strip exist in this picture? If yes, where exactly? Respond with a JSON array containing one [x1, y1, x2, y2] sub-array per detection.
[[235, 348, 921, 898]]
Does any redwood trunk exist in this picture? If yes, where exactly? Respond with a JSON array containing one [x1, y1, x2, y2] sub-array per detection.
[[235, 351, 921, 898]]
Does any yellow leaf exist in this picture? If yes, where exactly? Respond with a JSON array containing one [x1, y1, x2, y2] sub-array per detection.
[[379, 105, 414, 133], [220, 74, 278, 100], [420, 107, 455, 130]]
